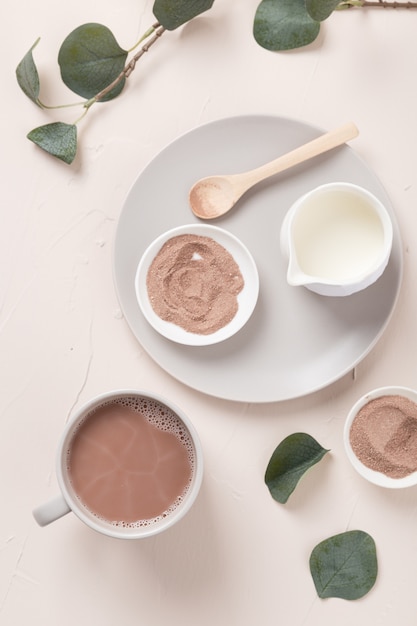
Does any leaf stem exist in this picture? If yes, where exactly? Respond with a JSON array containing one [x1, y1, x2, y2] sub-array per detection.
[[38, 99, 88, 110], [126, 22, 161, 53], [338, 0, 417, 7], [93, 23, 166, 104], [363, 0, 417, 6], [73, 105, 91, 125]]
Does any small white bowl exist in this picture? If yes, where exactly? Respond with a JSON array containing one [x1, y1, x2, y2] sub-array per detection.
[[280, 182, 393, 296], [135, 224, 259, 346], [343, 386, 417, 488]]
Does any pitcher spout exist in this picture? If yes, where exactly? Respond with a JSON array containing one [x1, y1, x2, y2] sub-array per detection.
[[286, 258, 316, 287]]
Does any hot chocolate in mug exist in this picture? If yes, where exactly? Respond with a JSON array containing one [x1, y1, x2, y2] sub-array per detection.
[[33, 390, 204, 539]]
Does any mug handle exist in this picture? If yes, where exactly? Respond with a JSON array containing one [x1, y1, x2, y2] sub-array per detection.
[[33, 494, 71, 527]]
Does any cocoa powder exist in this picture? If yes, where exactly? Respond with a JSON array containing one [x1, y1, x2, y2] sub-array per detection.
[[349, 395, 417, 478], [146, 233, 244, 335]]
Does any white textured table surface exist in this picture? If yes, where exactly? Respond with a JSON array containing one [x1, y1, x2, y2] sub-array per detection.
[[3, 1, 417, 624]]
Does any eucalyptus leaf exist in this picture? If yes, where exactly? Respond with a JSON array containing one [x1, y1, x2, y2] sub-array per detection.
[[16, 38, 42, 106], [58, 23, 128, 101], [153, 0, 215, 30], [306, 0, 341, 21], [27, 122, 77, 164], [310, 530, 378, 600], [265, 433, 329, 503], [253, 0, 320, 51]]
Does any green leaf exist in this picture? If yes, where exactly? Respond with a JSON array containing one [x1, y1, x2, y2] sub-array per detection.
[[16, 38, 42, 106], [58, 23, 128, 101], [306, 0, 341, 21], [253, 0, 320, 51], [310, 530, 378, 600], [153, 0, 215, 30], [265, 433, 329, 503], [27, 122, 77, 164]]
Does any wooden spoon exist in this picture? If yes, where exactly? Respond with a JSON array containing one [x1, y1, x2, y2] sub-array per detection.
[[189, 122, 359, 219]]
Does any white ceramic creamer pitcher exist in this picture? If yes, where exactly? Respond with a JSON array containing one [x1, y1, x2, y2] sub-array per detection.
[[280, 182, 393, 296]]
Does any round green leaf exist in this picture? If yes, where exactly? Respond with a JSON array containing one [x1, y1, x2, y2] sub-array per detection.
[[265, 433, 329, 503], [310, 530, 378, 600], [16, 38, 41, 106], [58, 23, 128, 101], [306, 0, 341, 21], [153, 0, 215, 30], [27, 122, 77, 164], [253, 0, 320, 51]]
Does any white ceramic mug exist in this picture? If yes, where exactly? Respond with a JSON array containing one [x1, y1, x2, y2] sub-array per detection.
[[33, 389, 204, 539]]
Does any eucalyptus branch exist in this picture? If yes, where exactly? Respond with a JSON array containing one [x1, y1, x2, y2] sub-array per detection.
[[16, 20, 169, 163], [16, 0, 417, 164]]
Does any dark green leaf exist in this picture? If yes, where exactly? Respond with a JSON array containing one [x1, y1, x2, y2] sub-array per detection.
[[16, 38, 42, 106], [253, 0, 320, 51], [310, 530, 378, 600], [153, 0, 215, 30], [265, 433, 329, 503], [306, 0, 341, 21], [27, 122, 77, 164], [58, 23, 128, 101]]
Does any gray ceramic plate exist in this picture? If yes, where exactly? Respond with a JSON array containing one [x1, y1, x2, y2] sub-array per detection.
[[113, 115, 403, 403]]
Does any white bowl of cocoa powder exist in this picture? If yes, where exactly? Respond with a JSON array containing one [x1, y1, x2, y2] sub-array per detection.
[[344, 386, 417, 488], [135, 224, 259, 346]]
